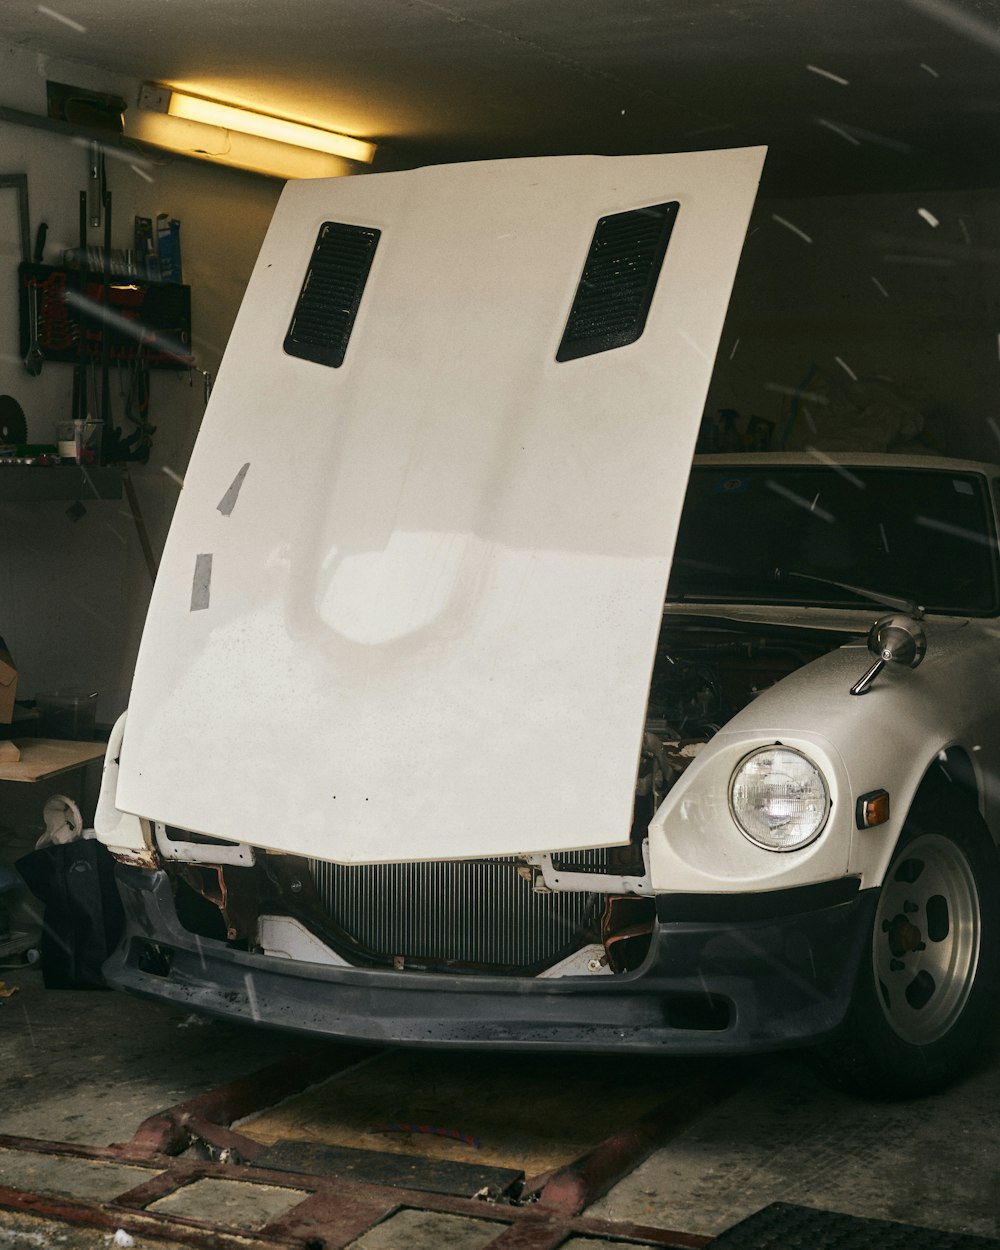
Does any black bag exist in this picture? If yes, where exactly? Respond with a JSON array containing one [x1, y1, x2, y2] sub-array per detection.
[[16, 840, 124, 989]]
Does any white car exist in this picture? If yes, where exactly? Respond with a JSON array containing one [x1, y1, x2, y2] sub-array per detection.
[[96, 148, 1000, 1097]]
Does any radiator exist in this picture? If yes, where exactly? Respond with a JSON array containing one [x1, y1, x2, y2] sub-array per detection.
[[308, 856, 603, 971]]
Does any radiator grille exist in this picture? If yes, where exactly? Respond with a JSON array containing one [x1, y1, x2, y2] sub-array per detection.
[[284, 221, 380, 368], [557, 201, 679, 362], [308, 857, 602, 971]]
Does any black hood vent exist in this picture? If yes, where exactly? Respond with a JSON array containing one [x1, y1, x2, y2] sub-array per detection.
[[557, 201, 679, 362], [284, 221, 380, 368]]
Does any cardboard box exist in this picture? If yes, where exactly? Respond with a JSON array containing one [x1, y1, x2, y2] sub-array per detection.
[[0, 642, 17, 724]]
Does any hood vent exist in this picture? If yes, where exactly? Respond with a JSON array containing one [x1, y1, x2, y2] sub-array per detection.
[[284, 221, 380, 368], [557, 201, 679, 363]]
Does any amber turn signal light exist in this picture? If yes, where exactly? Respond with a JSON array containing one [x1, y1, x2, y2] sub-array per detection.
[[856, 789, 890, 829]]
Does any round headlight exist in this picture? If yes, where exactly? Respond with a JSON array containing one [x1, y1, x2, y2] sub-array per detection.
[[729, 747, 830, 851]]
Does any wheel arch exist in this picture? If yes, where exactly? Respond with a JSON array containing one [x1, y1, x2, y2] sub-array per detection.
[[913, 746, 980, 812], [853, 744, 997, 890]]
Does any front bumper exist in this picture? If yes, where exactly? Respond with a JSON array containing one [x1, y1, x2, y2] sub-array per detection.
[[106, 866, 876, 1054]]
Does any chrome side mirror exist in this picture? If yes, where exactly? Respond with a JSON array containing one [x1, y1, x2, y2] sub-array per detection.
[[850, 614, 927, 697]]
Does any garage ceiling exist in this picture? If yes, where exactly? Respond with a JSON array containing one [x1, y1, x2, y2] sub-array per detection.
[[4, 0, 1000, 194]]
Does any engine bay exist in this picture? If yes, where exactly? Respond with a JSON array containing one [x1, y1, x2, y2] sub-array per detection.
[[649, 614, 849, 733], [636, 614, 854, 820]]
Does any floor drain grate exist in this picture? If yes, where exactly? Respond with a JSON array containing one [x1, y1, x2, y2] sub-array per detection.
[[707, 1202, 1000, 1250]]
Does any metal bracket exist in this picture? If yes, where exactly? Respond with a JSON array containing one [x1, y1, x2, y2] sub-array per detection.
[[525, 840, 654, 897], [153, 820, 255, 866], [0, 174, 30, 264]]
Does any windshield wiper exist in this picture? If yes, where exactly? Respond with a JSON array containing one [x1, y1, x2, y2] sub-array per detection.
[[774, 568, 924, 619]]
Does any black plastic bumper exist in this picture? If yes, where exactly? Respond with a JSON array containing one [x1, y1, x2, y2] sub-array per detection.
[[105, 866, 877, 1054]]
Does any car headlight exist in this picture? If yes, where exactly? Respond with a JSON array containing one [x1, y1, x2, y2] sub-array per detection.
[[729, 746, 830, 851]]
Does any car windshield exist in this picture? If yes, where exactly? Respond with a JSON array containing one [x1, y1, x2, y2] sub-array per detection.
[[666, 464, 1000, 615]]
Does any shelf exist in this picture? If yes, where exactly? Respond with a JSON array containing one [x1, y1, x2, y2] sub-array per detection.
[[0, 464, 123, 501], [0, 738, 106, 783]]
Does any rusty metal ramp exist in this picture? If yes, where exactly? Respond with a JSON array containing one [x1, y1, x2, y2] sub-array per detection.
[[236, 1049, 716, 1181], [3, 1046, 995, 1250], [0, 1045, 737, 1249]]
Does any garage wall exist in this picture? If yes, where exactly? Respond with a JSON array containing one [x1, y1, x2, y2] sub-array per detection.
[[3, 43, 1000, 730], [705, 185, 1000, 463], [0, 43, 282, 723]]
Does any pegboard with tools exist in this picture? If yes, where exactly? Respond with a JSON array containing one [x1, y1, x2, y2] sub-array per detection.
[[17, 262, 192, 369]]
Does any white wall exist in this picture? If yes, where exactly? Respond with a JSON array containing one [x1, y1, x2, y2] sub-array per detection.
[[0, 43, 282, 724], [705, 185, 1000, 463]]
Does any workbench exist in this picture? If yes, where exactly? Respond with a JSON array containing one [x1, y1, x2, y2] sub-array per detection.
[[0, 738, 105, 783]]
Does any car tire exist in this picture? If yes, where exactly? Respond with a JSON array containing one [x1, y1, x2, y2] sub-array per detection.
[[816, 789, 1000, 1098]]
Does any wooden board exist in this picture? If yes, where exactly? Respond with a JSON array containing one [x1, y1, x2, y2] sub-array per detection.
[[0, 738, 105, 783], [239, 1050, 680, 1179]]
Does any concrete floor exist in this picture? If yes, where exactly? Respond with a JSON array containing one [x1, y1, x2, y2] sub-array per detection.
[[1, 966, 999, 1247]]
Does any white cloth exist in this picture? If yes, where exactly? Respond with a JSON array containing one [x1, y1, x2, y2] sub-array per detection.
[[35, 794, 84, 848]]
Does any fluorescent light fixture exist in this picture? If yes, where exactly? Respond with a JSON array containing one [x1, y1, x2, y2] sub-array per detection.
[[165, 90, 376, 165], [133, 84, 375, 179], [130, 109, 357, 180]]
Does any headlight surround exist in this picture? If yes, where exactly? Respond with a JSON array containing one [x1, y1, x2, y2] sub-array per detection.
[[729, 746, 830, 852]]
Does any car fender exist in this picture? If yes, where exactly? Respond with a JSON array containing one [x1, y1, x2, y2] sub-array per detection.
[[94, 711, 159, 869], [647, 624, 1000, 894]]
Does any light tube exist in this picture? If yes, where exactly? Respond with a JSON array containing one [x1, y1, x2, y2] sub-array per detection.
[[166, 91, 376, 164]]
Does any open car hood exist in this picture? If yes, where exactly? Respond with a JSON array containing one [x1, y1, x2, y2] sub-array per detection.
[[118, 149, 765, 863]]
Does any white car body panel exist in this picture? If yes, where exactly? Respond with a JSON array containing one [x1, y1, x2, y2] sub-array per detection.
[[115, 149, 765, 863], [94, 712, 156, 868], [648, 610, 1000, 892]]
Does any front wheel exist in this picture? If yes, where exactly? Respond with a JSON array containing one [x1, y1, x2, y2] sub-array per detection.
[[817, 794, 1000, 1097]]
